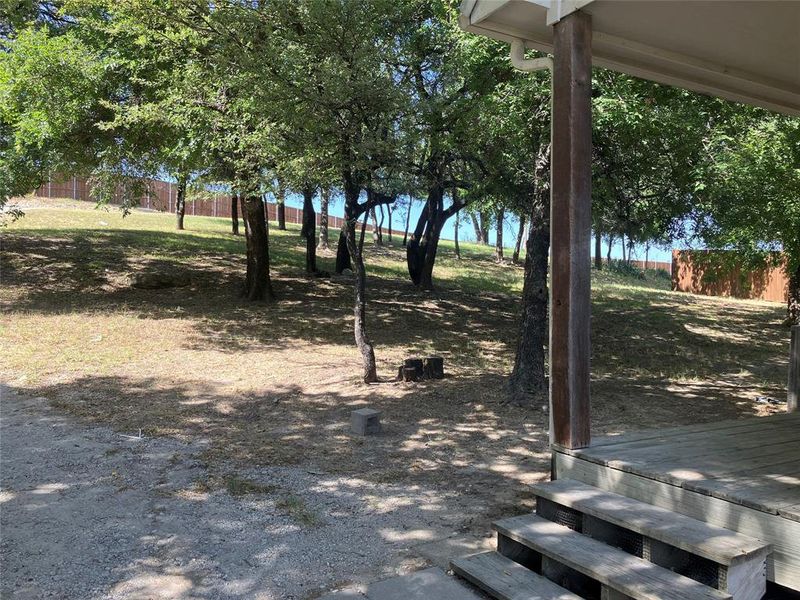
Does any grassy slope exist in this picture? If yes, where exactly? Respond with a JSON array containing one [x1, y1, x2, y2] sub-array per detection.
[[0, 201, 791, 513]]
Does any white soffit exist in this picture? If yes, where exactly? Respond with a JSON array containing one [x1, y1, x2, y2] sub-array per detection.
[[459, 0, 800, 116]]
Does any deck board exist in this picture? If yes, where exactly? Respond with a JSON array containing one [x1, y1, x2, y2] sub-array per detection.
[[558, 413, 800, 515], [552, 413, 800, 591]]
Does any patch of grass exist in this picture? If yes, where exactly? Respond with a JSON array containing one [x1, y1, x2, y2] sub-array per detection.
[[276, 494, 319, 527], [224, 475, 276, 497]]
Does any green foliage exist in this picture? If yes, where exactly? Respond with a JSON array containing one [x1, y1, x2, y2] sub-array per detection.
[[693, 111, 800, 276], [606, 259, 645, 280], [0, 26, 111, 210]]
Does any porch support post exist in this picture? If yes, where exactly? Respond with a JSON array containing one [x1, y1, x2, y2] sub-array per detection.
[[549, 10, 592, 449], [789, 325, 799, 412]]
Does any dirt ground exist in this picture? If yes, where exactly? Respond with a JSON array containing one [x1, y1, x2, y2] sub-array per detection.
[[0, 201, 793, 598]]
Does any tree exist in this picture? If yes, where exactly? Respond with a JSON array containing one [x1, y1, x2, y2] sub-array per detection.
[[0, 25, 116, 215], [512, 214, 526, 264], [693, 110, 800, 323], [256, 0, 410, 380], [591, 73, 709, 263], [318, 187, 332, 251]]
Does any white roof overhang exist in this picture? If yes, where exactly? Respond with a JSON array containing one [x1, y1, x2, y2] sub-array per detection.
[[459, 0, 800, 116]]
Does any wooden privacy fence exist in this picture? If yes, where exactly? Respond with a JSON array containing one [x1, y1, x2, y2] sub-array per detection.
[[672, 249, 789, 303], [33, 174, 405, 236]]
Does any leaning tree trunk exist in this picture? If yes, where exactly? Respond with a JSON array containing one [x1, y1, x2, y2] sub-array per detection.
[[788, 262, 800, 325], [300, 187, 317, 274], [342, 219, 378, 383], [318, 187, 330, 251], [175, 175, 188, 230], [508, 194, 550, 405], [513, 214, 526, 263], [241, 193, 274, 302], [419, 214, 443, 291], [594, 228, 602, 269], [495, 208, 505, 262], [471, 213, 483, 244], [231, 193, 239, 235]]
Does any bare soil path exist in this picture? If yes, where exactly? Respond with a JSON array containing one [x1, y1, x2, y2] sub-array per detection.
[[0, 386, 496, 600]]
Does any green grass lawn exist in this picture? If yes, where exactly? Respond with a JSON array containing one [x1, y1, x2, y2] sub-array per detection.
[[1, 199, 792, 513]]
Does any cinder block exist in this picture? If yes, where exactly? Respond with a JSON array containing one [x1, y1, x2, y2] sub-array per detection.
[[351, 408, 382, 436]]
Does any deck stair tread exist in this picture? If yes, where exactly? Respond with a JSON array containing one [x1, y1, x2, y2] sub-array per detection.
[[493, 514, 733, 600], [451, 551, 582, 600], [533, 479, 770, 564]]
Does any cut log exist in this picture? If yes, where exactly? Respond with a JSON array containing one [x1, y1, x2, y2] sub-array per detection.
[[424, 356, 444, 379], [402, 367, 419, 382], [404, 358, 424, 378]]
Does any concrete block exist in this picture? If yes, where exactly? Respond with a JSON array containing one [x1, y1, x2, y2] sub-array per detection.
[[364, 567, 483, 600], [351, 408, 382, 436]]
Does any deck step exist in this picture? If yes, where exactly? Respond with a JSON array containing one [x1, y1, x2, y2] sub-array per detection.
[[532, 479, 770, 565], [451, 551, 582, 600], [494, 514, 732, 600]]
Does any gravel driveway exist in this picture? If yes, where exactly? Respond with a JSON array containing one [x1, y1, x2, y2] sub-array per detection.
[[0, 386, 483, 599]]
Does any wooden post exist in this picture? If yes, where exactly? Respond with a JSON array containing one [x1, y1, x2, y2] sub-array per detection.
[[549, 10, 592, 449], [790, 325, 799, 412]]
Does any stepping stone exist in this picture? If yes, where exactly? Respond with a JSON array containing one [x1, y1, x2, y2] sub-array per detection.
[[364, 567, 483, 600], [318, 589, 366, 600], [413, 534, 496, 570]]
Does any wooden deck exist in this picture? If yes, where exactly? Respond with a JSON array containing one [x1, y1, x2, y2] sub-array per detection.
[[552, 412, 800, 592]]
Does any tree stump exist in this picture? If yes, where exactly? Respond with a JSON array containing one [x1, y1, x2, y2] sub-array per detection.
[[402, 367, 419, 382], [403, 358, 424, 378], [423, 356, 444, 379]]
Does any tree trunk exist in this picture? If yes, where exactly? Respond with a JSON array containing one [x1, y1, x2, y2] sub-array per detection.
[[471, 212, 483, 244], [386, 205, 393, 243], [508, 147, 550, 406], [594, 228, 602, 269], [370, 207, 382, 245], [606, 234, 613, 262], [240, 195, 248, 236], [301, 187, 317, 274], [644, 244, 650, 271], [454, 210, 461, 260], [276, 181, 287, 231], [621, 234, 627, 262], [402, 197, 412, 247], [513, 214, 526, 264], [378, 204, 385, 243], [175, 175, 187, 230], [318, 187, 330, 251], [231, 193, 239, 235], [242, 192, 274, 302], [789, 263, 800, 325], [495, 208, 505, 262], [508, 192, 550, 405], [342, 189, 378, 383], [335, 177, 362, 273], [480, 211, 490, 246]]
